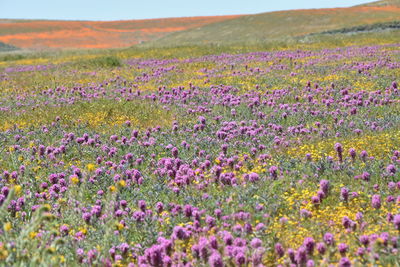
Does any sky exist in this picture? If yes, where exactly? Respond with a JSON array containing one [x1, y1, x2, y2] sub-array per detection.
[[0, 0, 374, 21]]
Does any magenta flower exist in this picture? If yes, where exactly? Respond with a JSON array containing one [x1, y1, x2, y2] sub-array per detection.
[[339, 257, 352, 267], [316, 242, 326, 254], [209, 252, 223, 267], [371, 194, 381, 209], [335, 143, 343, 162], [341, 187, 349, 202], [338, 243, 349, 254], [393, 214, 400, 230], [323, 232, 335, 245], [269, 166, 278, 179], [274, 242, 284, 257], [303, 237, 315, 255]]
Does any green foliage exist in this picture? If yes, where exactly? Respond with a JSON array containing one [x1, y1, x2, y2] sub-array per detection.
[[310, 20, 400, 35], [75, 55, 122, 68], [0, 42, 19, 52]]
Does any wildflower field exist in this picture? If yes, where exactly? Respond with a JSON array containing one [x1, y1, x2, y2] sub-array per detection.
[[0, 36, 399, 266]]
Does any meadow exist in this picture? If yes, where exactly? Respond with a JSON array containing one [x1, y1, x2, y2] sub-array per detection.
[[0, 31, 399, 266]]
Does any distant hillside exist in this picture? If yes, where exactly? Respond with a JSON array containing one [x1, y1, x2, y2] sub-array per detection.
[[0, 0, 399, 50], [0, 15, 241, 49], [147, 1, 400, 46], [357, 0, 400, 6]]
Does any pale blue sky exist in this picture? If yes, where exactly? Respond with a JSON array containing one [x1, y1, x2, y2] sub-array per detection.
[[0, 0, 373, 21]]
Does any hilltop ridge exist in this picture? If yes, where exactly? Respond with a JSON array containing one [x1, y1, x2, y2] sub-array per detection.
[[0, 0, 399, 50]]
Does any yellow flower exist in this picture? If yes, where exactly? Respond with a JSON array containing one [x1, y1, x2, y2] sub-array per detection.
[[87, 163, 96, 172], [118, 180, 126, 187], [109, 185, 116, 192], [4, 222, 12, 232], [59, 255, 65, 263], [70, 176, 79, 185], [0, 244, 8, 260], [14, 185, 22, 195], [29, 232, 37, 239], [116, 223, 125, 230]]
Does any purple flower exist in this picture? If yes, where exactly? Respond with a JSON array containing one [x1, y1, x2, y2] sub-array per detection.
[[275, 243, 284, 257], [335, 143, 343, 162], [233, 237, 246, 247], [138, 200, 146, 211], [209, 252, 223, 267], [235, 252, 245, 266], [269, 166, 278, 179], [388, 182, 396, 190], [338, 243, 349, 254], [303, 237, 315, 255], [387, 164, 396, 175], [244, 223, 252, 234], [323, 232, 335, 245], [361, 171, 370, 181], [155, 202, 164, 213], [295, 246, 307, 264], [206, 215, 216, 228], [60, 225, 69, 235], [319, 179, 330, 194], [76, 248, 84, 256], [198, 237, 209, 261], [171, 147, 178, 158], [300, 209, 312, 218], [173, 226, 188, 240], [359, 235, 369, 246], [184, 205, 193, 217], [349, 148, 356, 160], [307, 259, 315, 267], [251, 238, 262, 249], [371, 194, 381, 209], [287, 248, 295, 263], [209, 236, 218, 249], [311, 196, 320, 205], [145, 245, 164, 267], [342, 216, 355, 229], [341, 187, 349, 201], [82, 212, 91, 223], [360, 150, 368, 161], [117, 242, 130, 255], [316, 242, 326, 254], [338, 257, 351, 267], [393, 214, 400, 230], [356, 247, 366, 256], [248, 172, 260, 182], [255, 223, 265, 231]]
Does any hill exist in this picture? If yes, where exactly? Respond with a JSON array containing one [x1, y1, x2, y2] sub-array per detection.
[[0, 0, 399, 50], [0, 16, 241, 49], [150, 1, 400, 46], [357, 0, 400, 6]]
